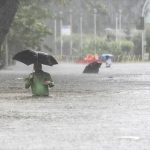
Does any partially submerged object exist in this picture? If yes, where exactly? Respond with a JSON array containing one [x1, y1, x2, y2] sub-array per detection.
[[83, 61, 102, 73]]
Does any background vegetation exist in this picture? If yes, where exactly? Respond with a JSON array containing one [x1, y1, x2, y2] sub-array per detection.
[[0, 0, 149, 65]]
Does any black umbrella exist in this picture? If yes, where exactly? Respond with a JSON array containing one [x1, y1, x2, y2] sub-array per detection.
[[13, 49, 58, 66]]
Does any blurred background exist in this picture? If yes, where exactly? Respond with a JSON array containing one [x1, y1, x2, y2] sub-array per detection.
[[0, 0, 150, 66]]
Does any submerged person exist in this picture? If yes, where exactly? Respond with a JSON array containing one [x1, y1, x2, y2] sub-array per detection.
[[83, 61, 102, 73], [105, 56, 112, 68], [25, 63, 54, 96]]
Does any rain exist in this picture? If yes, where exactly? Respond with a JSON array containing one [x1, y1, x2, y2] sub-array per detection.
[[0, 0, 150, 150]]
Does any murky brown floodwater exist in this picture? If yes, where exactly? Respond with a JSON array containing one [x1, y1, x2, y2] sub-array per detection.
[[0, 62, 150, 150]]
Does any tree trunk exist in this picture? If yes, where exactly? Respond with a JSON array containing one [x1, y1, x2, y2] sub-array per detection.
[[0, 0, 19, 47]]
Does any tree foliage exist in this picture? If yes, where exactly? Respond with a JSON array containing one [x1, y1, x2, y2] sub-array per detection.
[[59, 34, 134, 57], [8, 0, 52, 57]]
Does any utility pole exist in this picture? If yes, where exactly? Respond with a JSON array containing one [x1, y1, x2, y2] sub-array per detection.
[[69, 9, 73, 56], [54, 14, 57, 55], [115, 14, 118, 41], [141, 0, 149, 61], [80, 13, 83, 55], [59, 11, 63, 58], [119, 9, 122, 31], [94, 8, 97, 54], [79, 0, 83, 56], [5, 35, 8, 67]]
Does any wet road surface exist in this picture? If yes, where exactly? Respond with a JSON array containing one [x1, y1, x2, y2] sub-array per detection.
[[0, 62, 150, 150]]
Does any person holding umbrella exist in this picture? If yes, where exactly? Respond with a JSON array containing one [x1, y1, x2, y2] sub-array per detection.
[[13, 49, 58, 96], [100, 54, 113, 68], [25, 63, 54, 96]]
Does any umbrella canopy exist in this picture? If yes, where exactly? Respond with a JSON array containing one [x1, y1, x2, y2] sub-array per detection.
[[101, 54, 113, 57], [13, 49, 58, 66], [100, 54, 113, 61]]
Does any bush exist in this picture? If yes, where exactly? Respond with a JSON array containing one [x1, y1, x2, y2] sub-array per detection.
[[57, 34, 134, 57], [120, 40, 134, 54]]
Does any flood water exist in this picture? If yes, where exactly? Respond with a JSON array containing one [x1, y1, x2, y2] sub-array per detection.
[[0, 62, 150, 150]]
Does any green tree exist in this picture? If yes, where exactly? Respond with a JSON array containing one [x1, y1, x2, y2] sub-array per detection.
[[120, 40, 134, 54], [8, 0, 67, 57], [0, 0, 65, 65], [8, 0, 52, 57]]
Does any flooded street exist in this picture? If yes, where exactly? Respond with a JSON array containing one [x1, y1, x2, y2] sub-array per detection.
[[0, 62, 150, 150]]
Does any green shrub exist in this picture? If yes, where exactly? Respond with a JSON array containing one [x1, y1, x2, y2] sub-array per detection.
[[120, 40, 134, 54], [57, 34, 134, 57]]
